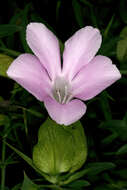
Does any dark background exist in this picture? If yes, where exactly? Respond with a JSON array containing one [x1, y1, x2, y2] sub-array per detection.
[[0, 0, 127, 190]]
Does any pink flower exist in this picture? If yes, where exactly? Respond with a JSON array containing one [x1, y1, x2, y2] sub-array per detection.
[[7, 23, 121, 125]]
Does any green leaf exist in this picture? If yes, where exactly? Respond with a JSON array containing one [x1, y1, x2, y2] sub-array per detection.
[[99, 91, 112, 121], [0, 54, 13, 77], [62, 162, 115, 184], [99, 119, 127, 141], [0, 186, 9, 190], [99, 36, 119, 56], [7, 11, 23, 48], [0, 114, 9, 127], [104, 15, 115, 38], [94, 184, 116, 190], [68, 180, 90, 188], [56, 0, 61, 21], [85, 162, 116, 175], [72, 0, 84, 27], [5, 142, 46, 178], [79, 0, 92, 7], [21, 173, 38, 190], [117, 26, 127, 64], [102, 132, 118, 145], [114, 169, 127, 179], [11, 184, 21, 190], [116, 144, 127, 155], [0, 47, 20, 57], [33, 118, 87, 177], [19, 4, 32, 52], [0, 24, 22, 37], [119, 0, 127, 24]]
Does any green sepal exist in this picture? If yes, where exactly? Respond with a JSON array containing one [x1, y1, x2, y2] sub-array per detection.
[[33, 118, 87, 176]]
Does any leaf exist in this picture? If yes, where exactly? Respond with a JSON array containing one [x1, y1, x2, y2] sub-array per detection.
[[0, 186, 9, 190], [102, 132, 118, 145], [116, 144, 127, 155], [99, 91, 112, 121], [11, 184, 21, 190], [7, 11, 23, 48], [119, 0, 127, 24], [99, 36, 119, 56], [0, 54, 13, 77], [68, 180, 90, 188], [85, 162, 116, 175], [33, 118, 87, 177], [99, 119, 127, 141], [0, 24, 22, 37], [72, 0, 84, 27], [104, 15, 115, 38], [114, 169, 127, 179], [62, 162, 115, 184], [79, 0, 92, 7], [94, 184, 116, 190], [0, 114, 9, 127], [5, 142, 46, 177], [117, 26, 127, 65], [19, 3, 32, 52], [56, 0, 61, 21], [21, 173, 38, 190]]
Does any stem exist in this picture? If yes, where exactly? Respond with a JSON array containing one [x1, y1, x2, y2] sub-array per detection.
[[23, 109, 28, 136], [1, 140, 6, 190], [0, 47, 21, 57]]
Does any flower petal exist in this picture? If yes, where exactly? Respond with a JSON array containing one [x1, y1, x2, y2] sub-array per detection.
[[72, 55, 121, 100], [7, 53, 52, 101], [44, 97, 87, 125], [26, 23, 61, 80], [62, 26, 102, 80]]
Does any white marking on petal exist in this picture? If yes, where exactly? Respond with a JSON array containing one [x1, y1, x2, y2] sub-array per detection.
[[52, 77, 72, 104]]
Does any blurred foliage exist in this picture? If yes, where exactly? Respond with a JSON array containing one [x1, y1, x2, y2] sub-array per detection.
[[0, 0, 127, 190]]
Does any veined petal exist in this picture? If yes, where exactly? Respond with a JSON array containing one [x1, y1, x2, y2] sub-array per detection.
[[26, 23, 61, 80], [72, 55, 121, 100], [7, 53, 52, 101], [62, 26, 102, 80], [44, 97, 87, 125]]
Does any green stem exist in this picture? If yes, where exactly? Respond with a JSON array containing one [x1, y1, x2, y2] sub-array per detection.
[[1, 140, 6, 190], [23, 109, 28, 136], [0, 47, 21, 57]]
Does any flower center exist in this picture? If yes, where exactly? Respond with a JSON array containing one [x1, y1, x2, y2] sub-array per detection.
[[53, 77, 72, 104]]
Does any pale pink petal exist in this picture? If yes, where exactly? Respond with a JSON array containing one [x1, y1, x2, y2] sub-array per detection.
[[44, 97, 87, 125], [7, 53, 52, 101], [72, 55, 121, 100], [26, 23, 61, 80], [62, 26, 102, 80]]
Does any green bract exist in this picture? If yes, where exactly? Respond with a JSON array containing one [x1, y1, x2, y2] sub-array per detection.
[[33, 118, 87, 176]]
